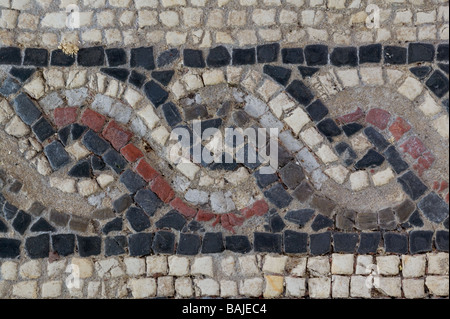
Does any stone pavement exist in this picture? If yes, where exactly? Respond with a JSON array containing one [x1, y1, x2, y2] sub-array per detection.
[[0, 0, 449, 299]]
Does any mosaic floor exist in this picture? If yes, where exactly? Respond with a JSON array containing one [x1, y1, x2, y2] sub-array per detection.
[[0, 0, 448, 300]]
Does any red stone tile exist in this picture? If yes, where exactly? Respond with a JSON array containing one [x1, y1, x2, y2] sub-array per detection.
[[220, 214, 235, 233], [439, 181, 449, 193], [120, 144, 144, 162], [81, 109, 106, 132], [196, 210, 215, 222], [400, 136, 427, 159], [135, 159, 159, 182], [241, 200, 269, 219], [446, 193, 449, 204], [389, 117, 411, 141], [336, 107, 365, 124], [413, 152, 435, 177], [366, 108, 391, 130], [54, 107, 78, 127], [150, 176, 175, 204], [102, 121, 133, 151], [170, 197, 197, 218], [433, 181, 441, 190], [228, 213, 245, 226]]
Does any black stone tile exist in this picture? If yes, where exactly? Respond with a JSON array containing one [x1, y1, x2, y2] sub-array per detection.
[[177, 233, 201, 255], [0, 77, 21, 97], [44, 141, 71, 171], [155, 210, 186, 231], [102, 149, 127, 174], [282, 48, 304, 64], [71, 123, 87, 141], [384, 46, 407, 65], [437, 44, 449, 61], [283, 230, 308, 254], [225, 235, 252, 253], [409, 230, 433, 254], [184, 104, 208, 121], [330, 47, 358, 67], [0, 238, 21, 258], [23, 48, 48, 67], [51, 49, 76, 66], [157, 48, 180, 67], [58, 126, 71, 146], [12, 210, 31, 235], [394, 199, 416, 223], [0, 47, 21, 65], [105, 236, 127, 256], [68, 160, 91, 178], [269, 214, 285, 233], [378, 208, 397, 230], [280, 162, 305, 189], [128, 233, 153, 257], [77, 236, 102, 257], [354, 149, 385, 169], [426, 70, 449, 98], [418, 192, 449, 223], [298, 66, 320, 78], [311, 195, 336, 218], [207, 46, 231, 67], [439, 63, 449, 75], [77, 46, 105, 66], [384, 232, 408, 254], [102, 217, 123, 234], [384, 146, 409, 174], [162, 102, 182, 128], [183, 49, 205, 68], [435, 230, 449, 252], [254, 169, 278, 189], [152, 70, 174, 86], [304, 45, 328, 66], [306, 100, 329, 122], [0, 219, 7, 232], [410, 66, 432, 80], [152, 231, 175, 254], [309, 232, 331, 255], [106, 48, 127, 66], [232, 110, 249, 126], [186, 220, 203, 232], [13, 93, 42, 125], [358, 232, 381, 254], [286, 80, 314, 106], [9, 67, 35, 82], [49, 209, 69, 226], [336, 210, 356, 231], [335, 142, 357, 167], [359, 44, 382, 63], [134, 189, 162, 217], [144, 80, 168, 108], [444, 217, 449, 229], [25, 234, 50, 259], [364, 127, 390, 151], [100, 68, 130, 82], [3, 202, 18, 220], [52, 234, 75, 256], [333, 233, 359, 253], [31, 117, 55, 143], [254, 232, 282, 253], [82, 130, 110, 155], [264, 184, 293, 209], [129, 70, 147, 88], [8, 180, 22, 193], [92, 208, 115, 220], [398, 171, 428, 201], [408, 43, 435, 63], [201, 118, 223, 133], [201, 232, 224, 254], [126, 206, 150, 232], [263, 65, 291, 86], [0, 193, 5, 206], [30, 218, 55, 232], [90, 155, 106, 171], [130, 47, 155, 70], [342, 123, 363, 137], [232, 48, 256, 65], [257, 43, 280, 63], [284, 209, 314, 227], [356, 213, 378, 230], [317, 118, 342, 140], [408, 210, 424, 227], [311, 214, 334, 231]]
